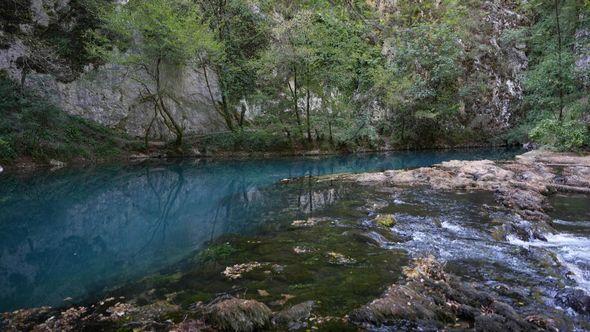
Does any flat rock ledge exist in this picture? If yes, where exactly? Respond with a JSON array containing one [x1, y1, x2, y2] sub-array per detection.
[[319, 150, 590, 225]]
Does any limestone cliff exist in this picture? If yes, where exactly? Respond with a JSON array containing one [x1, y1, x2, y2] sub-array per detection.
[[0, 0, 226, 139]]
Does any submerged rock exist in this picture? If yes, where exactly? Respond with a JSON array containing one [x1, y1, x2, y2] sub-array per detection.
[[291, 217, 331, 228], [205, 297, 272, 332], [495, 187, 550, 222], [375, 214, 396, 227], [348, 229, 401, 247], [1, 299, 180, 331], [222, 262, 265, 280], [2, 307, 53, 331], [292, 245, 316, 254], [326, 252, 356, 265], [170, 319, 208, 331], [272, 300, 314, 330], [492, 218, 551, 242], [323, 151, 590, 248], [555, 288, 590, 315], [49, 159, 66, 170]]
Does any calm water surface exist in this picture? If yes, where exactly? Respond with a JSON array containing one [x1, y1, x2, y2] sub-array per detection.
[[0, 148, 522, 311]]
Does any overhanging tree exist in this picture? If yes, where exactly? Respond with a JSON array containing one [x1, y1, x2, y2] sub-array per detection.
[[89, 0, 221, 147]]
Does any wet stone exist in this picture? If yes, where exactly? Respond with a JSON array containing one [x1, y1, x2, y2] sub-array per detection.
[[205, 297, 272, 332], [555, 288, 590, 315], [272, 300, 315, 330]]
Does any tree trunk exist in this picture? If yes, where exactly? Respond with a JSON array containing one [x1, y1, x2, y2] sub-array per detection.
[[328, 120, 334, 146], [555, 0, 565, 121], [400, 114, 406, 142], [20, 68, 27, 93], [292, 67, 302, 128], [239, 103, 247, 127], [306, 88, 312, 143], [203, 65, 235, 131], [155, 58, 183, 146]]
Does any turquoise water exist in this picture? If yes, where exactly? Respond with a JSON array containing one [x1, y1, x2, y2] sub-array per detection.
[[0, 148, 521, 311]]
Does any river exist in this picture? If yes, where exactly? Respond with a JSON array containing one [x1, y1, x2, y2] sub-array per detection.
[[0, 149, 521, 311]]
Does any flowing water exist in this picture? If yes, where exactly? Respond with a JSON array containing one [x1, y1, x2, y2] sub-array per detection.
[[1, 148, 589, 329]]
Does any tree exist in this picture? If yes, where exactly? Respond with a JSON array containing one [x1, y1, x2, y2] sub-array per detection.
[[89, 0, 221, 147], [512, 0, 590, 149], [522, 0, 586, 123], [254, 5, 378, 147], [195, 0, 270, 131], [374, 21, 465, 145]]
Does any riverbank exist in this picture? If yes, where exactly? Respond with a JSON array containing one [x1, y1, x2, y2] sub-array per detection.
[[2, 149, 589, 331], [0, 141, 520, 176]]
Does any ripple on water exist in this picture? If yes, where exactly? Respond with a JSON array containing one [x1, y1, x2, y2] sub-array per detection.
[[508, 233, 590, 293]]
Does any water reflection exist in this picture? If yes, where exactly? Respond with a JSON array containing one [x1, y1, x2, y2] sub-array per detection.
[[0, 148, 521, 310]]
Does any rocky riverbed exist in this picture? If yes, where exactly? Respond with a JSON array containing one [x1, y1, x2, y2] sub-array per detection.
[[2, 150, 590, 331]]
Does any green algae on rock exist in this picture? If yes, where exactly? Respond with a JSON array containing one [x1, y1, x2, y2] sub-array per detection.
[[374, 214, 397, 228]]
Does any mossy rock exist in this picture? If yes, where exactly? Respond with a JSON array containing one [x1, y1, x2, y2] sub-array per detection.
[[375, 214, 396, 228], [205, 297, 271, 332]]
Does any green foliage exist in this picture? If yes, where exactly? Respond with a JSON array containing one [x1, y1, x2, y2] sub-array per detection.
[[90, 0, 220, 66], [89, 0, 221, 145], [5, 0, 587, 155], [372, 1, 470, 146], [197, 0, 270, 120], [252, 4, 380, 148], [42, 0, 111, 69], [0, 72, 131, 164], [0, 138, 16, 161], [510, 0, 590, 151], [202, 129, 292, 152], [530, 119, 589, 151]]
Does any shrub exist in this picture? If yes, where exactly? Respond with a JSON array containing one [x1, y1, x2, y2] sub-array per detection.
[[202, 129, 292, 152], [530, 119, 589, 151]]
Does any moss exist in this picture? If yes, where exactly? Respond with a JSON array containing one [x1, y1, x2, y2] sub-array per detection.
[[0, 73, 138, 165], [197, 243, 238, 263], [205, 298, 271, 332], [138, 272, 183, 291], [375, 214, 396, 228]]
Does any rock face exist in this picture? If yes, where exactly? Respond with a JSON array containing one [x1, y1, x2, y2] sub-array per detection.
[[373, 0, 529, 133], [0, 0, 226, 139], [24, 64, 226, 139]]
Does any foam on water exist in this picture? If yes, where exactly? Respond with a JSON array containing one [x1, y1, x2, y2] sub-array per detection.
[[553, 219, 590, 227], [391, 214, 537, 276], [441, 220, 463, 233], [508, 233, 590, 293]]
